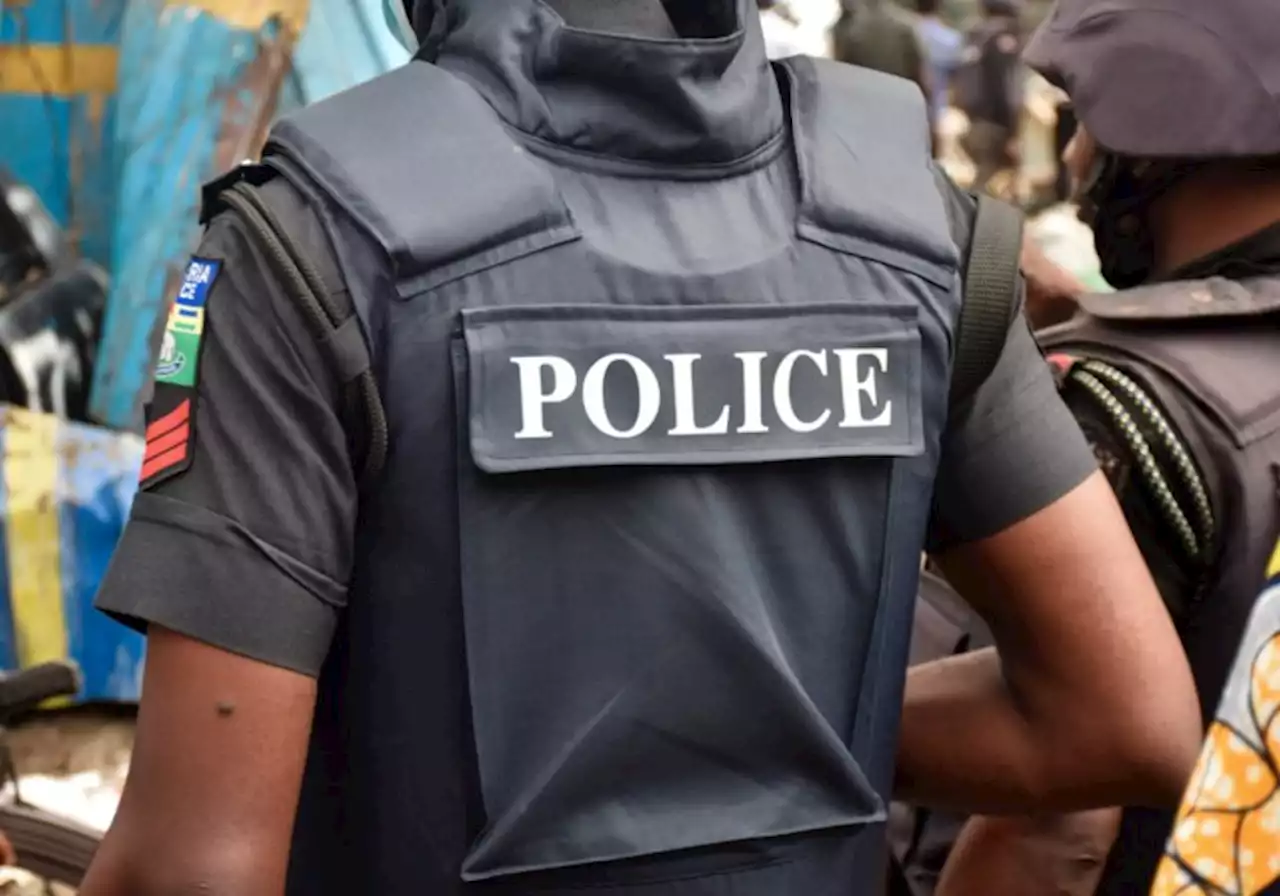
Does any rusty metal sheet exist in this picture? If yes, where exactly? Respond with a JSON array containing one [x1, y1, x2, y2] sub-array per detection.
[[89, 0, 304, 430]]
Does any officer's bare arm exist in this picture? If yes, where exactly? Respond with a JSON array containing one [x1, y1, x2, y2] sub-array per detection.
[[934, 810, 1122, 896], [81, 626, 313, 896], [896, 471, 1200, 813]]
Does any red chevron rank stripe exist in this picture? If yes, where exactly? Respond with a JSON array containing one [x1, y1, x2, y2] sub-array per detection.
[[140, 398, 192, 483]]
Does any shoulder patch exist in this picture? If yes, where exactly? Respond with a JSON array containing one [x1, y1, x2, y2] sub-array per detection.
[[141, 257, 220, 489]]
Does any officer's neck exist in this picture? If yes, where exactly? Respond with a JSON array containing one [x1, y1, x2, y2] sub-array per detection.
[[1148, 168, 1280, 277], [544, 0, 678, 38]]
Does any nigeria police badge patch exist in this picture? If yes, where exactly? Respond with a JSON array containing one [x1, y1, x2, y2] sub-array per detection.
[[140, 257, 220, 489]]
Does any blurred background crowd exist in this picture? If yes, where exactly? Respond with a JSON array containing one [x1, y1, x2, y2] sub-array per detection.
[[759, 0, 1107, 291]]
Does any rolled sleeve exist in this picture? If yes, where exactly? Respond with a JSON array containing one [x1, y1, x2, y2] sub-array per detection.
[[94, 178, 358, 677], [98, 494, 343, 675]]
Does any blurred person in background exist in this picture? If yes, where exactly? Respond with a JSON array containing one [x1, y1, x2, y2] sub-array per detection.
[[915, 0, 962, 157], [830, 0, 930, 104], [954, 0, 1024, 194], [934, 0, 1280, 892]]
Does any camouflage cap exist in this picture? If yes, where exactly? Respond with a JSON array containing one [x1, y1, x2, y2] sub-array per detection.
[[1024, 0, 1280, 159]]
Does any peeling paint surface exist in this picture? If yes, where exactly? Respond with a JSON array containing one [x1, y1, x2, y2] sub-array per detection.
[[0, 0, 124, 268], [0, 407, 143, 702], [91, 0, 304, 430]]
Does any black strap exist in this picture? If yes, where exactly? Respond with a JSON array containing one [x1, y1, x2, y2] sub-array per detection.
[[949, 195, 1024, 406], [206, 170, 389, 486]]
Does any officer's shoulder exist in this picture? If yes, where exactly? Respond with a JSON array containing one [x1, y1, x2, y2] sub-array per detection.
[[269, 60, 500, 158], [201, 163, 302, 221], [199, 164, 324, 264], [804, 55, 926, 107]]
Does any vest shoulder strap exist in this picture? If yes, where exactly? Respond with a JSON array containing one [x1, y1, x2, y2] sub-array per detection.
[[785, 57, 956, 272], [201, 164, 389, 486], [952, 195, 1022, 405], [786, 58, 1020, 405], [264, 61, 573, 287]]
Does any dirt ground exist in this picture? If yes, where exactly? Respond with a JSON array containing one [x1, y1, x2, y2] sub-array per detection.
[[7, 708, 134, 833]]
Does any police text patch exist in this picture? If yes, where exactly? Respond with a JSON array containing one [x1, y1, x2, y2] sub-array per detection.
[[460, 303, 924, 473], [156, 258, 219, 388], [141, 257, 221, 489]]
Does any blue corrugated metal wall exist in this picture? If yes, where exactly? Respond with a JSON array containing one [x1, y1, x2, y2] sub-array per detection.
[[0, 0, 125, 267]]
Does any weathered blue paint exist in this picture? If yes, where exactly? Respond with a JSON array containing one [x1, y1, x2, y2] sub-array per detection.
[[286, 0, 409, 108], [0, 0, 125, 268], [56, 419, 146, 701], [91, 2, 286, 430], [91, 0, 405, 432]]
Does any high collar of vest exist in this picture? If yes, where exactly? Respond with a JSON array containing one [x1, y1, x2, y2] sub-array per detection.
[[433, 0, 785, 167]]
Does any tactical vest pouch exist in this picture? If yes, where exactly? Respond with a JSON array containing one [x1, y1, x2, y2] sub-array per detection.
[[451, 301, 925, 883]]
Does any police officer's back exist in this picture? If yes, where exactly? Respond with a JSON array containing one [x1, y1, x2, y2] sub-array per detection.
[[932, 0, 1280, 891], [81, 2, 1200, 894]]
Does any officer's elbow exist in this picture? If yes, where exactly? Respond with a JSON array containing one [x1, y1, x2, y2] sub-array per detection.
[[1043, 684, 1201, 810], [1107, 698, 1202, 807], [83, 829, 277, 896]]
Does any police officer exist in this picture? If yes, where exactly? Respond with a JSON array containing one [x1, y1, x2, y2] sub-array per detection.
[[955, 0, 1024, 194], [80, 2, 1199, 894], [933, 0, 1280, 892]]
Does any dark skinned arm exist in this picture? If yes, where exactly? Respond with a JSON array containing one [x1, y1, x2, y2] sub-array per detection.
[[936, 810, 1122, 896], [897, 472, 1200, 813], [80, 627, 315, 896]]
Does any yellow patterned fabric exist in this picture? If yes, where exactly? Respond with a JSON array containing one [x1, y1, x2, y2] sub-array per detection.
[[1152, 556, 1280, 895]]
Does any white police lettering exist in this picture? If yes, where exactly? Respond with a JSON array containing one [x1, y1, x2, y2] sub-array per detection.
[[177, 260, 215, 302], [834, 348, 892, 428], [774, 350, 831, 433], [667, 353, 730, 436], [512, 356, 576, 439], [509, 347, 894, 439], [734, 351, 770, 435], [582, 354, 661, 439]]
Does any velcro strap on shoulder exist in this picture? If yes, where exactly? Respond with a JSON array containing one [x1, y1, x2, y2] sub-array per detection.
[[949, 195, 1023, 406]]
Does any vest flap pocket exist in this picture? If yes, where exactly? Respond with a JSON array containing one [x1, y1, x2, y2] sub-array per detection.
[[450, 302, 920, 882], [461, 303, 924, 473]]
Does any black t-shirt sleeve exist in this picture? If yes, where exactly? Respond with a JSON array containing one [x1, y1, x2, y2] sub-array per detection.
[[926, 176, 1097, 552], [94, 179, 357, 677]]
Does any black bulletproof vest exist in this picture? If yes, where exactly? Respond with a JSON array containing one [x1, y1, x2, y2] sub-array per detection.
[[261, 1, 964, 892], [1040, 276, 1280, 892]]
